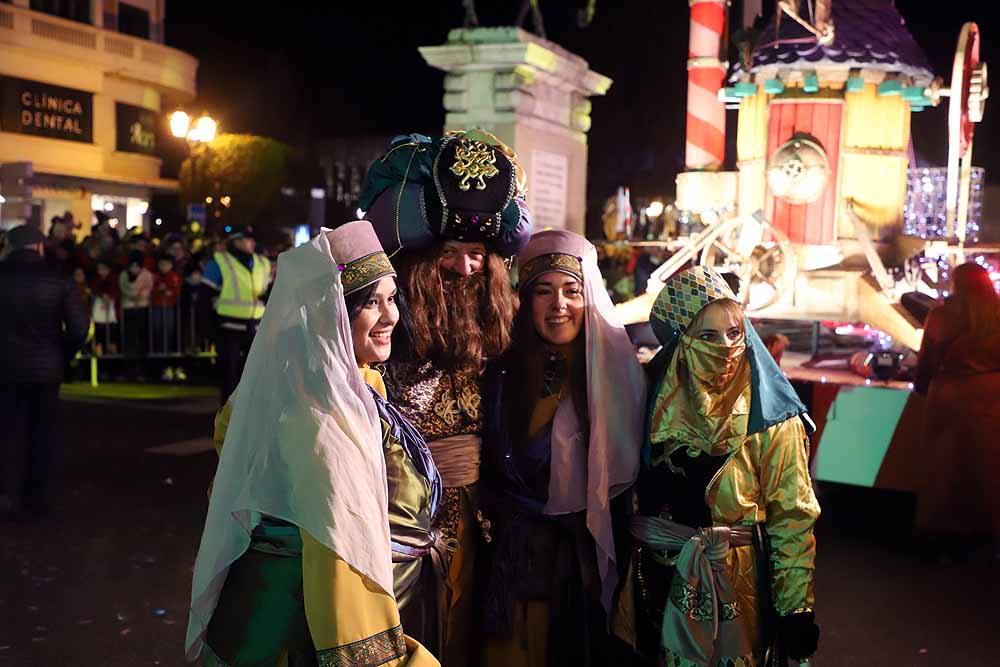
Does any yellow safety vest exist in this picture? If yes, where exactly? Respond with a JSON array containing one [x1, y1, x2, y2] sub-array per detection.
[[214, 251, 271, 320]]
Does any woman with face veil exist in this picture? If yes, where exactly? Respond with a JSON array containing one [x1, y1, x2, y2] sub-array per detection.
[[186, 222, 442, 666], [624, 266, 820, 667]]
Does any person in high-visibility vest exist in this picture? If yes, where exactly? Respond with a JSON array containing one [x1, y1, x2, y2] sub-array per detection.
[[201, 226, 273, 402]]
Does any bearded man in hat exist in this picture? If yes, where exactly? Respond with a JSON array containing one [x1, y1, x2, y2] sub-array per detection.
[[359, 130, 531, 666], [201, 226, 273, 402]]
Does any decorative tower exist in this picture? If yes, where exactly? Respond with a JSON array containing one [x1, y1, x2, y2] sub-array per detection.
[[419, 27, 611, 235]]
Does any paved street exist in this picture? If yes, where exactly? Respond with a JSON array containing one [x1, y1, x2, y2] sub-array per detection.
[[1, 392, 996, 666]]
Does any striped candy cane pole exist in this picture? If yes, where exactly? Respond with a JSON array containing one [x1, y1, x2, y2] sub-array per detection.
[[686, 0, 727, 171]]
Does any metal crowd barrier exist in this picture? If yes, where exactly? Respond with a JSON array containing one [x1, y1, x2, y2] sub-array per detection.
[[76, 299, 217, 387]]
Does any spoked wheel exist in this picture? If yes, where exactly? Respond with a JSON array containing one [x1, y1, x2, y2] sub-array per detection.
[[698, 216, 797, 313]]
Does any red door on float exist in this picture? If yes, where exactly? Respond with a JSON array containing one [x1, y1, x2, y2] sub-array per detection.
[[764, 100, 844, 245]]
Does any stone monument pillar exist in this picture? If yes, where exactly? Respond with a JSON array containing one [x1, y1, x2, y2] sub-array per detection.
[[420, 27, 611, 235]]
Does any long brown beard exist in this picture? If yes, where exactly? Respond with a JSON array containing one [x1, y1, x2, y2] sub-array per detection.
[[440, 272, 488, 362], [403, 249, 516, 368]]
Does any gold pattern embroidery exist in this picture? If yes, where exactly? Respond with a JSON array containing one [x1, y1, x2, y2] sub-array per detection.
[[520, 253, 584, 287], [432, 487, 463, 541], [341, 252, 394, 295], [316, 624, 406, 666], [387, 362, 482, 442], [668, 576, 742, 623], [450, 139, 500, 191], [663, 648, 758, 667]]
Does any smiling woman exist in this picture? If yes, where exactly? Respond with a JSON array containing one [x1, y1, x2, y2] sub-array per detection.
[[187, 221, 444, 667], [346, 276, 402, 366], [479, 230, 647, 666], [529, 271, 585, 346]]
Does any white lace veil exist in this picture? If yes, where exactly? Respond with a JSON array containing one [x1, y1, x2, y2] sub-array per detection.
[[185, 230, 392, 660], [518, 230, 647, 615]]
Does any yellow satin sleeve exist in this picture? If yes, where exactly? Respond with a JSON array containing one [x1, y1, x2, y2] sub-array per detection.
[[300, 530, 439, 666], [213, 398, 234, 456], [360, 365, 387, 399], [756, 418, 820, 615]]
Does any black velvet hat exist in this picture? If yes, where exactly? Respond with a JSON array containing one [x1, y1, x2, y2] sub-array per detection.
[[426, 134, 517, 244], [359, 131, 532, 259]]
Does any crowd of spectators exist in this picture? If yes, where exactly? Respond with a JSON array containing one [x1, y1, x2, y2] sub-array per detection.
[[0, 212, 287, 380]]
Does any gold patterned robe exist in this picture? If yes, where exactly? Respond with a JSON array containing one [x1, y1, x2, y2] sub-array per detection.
[[385, 360, 484, 667], [630, 416, 819, 667]]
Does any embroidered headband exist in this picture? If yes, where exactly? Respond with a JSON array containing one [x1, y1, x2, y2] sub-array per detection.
[[519, 252, 584, 288], [325, 221, 397, 296]]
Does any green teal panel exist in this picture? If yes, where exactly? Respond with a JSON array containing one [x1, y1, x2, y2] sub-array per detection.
[[877, 80, 903, 96], [764, 78, 785, 94], [902, 86, 928, 102], [803, 74, 819, 93], [734, 81, 758, 97], [814, 386, 909, 487], [846, 76, 866, 93]]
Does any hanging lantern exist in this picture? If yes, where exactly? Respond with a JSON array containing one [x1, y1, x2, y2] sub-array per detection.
[[766, 135, 831, 204]]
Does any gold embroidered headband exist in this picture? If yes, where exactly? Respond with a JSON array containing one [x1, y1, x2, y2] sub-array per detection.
[[519, 252, 584, 288]]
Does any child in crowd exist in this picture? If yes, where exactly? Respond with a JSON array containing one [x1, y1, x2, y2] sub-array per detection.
[[91, 260, 119, 356], [152, 254, 186, 381]]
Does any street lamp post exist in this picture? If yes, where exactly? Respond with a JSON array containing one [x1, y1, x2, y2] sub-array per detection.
[[170, 111, 218, 227]]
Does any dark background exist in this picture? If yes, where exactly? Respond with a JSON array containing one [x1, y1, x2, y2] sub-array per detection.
[[162, 0, 1000, 204]]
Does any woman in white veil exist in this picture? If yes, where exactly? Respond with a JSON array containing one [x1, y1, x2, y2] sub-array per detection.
[[187, 221, 442, 666], [479, 229, 647, 665]]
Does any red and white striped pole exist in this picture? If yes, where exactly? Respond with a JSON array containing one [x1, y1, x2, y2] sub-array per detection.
[[686, 0, 728, 171]]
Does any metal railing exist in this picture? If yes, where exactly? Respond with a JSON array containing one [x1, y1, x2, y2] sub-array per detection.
[[83, 300, 216, 358], [77, 296, 217, 385]]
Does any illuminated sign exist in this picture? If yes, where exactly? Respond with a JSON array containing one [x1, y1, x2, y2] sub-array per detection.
[[116, 103, 158, 155], [0, 76, 93, 143]]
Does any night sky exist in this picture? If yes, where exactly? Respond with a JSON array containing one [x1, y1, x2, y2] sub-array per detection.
[[164, 0, 1000, 204]]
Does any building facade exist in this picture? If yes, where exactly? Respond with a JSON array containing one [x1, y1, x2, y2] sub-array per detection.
[[0, 0, 197, 235]]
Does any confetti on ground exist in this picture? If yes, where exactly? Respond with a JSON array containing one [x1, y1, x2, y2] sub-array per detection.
[[120, 628, 132, 636], [77, 619, 94, 625], [164, 477, 174, 486], [116, 612, 127, 622], [153, 608, 167, 617], [919, 648, 929, 654]]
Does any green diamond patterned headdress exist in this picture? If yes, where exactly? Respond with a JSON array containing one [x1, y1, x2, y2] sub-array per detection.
[[649, 266, 738, 345]]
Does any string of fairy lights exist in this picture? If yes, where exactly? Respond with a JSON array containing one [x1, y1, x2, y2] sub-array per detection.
[[903, 167, 984, 241]]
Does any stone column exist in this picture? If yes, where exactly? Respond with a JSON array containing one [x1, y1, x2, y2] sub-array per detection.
[[420, 27, 611, 235]]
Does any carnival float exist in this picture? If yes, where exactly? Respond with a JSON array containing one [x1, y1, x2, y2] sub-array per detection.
[[616, 0, 994, 491], [619, 0, 992, 351]]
